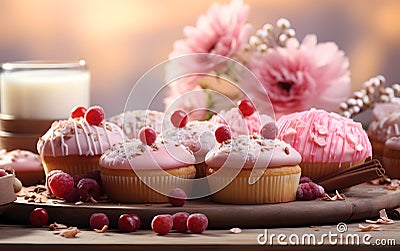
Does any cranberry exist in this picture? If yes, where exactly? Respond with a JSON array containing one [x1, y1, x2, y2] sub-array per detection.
[[90, 213, 109, 230], [215, 126, 231, 143], [63, 187, 81, 202], [118, 214, 136, 232], [151, 214, 173, 235], [171, 110, 188, 128], [73, 175, 84, 187], [187, 213, 208, 234], [77, 178, 100, 201], [0, 168, 7, 177], [30, 208, 49, 227], [172, 212, 189, 233], [139, 127, 157, 146], [130, 214, 141, 230], [296, 182, 325, 200], [260, 122, 278, 139], [85, 106, 105, 126], [71, 106, 87, 118], [238, 99, 255, 117], [168, 188, 187, 207], [48, 171, 74, 199]]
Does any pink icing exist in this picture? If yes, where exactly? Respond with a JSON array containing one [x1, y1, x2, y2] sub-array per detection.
[[99, 139, 195, 170], [161, 120, 219, 161], [205, 135, 302, 169], [0, 149, 43, 172], [107, 110, 165, 139], [37, 117, 123, 157], [384, 136, 400, 151], [277, 108, 372, 164], [368, 112, 400, 143], [210, 108, 274, 136]]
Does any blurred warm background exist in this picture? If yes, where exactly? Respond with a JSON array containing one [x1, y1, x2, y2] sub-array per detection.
[[1, 0, 400, 117]]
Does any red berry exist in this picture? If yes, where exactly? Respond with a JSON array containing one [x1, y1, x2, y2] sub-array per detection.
[[187, 213, 208, 234], [151, 214, 173, 235], [139, 127, 157, 146], [63, 187, 81, 202], [71, 106, 87, 118], [90, 213, 109, 230], [130, 214, 141, 230], [171, 110, 188, 128], [260, 122, 278, 140], [172, 212, 189, 233], [296, 182, 325, 200], [299, 176, 313, 184], [48, 171, 74, 199], [238, 99, 255, 117], [77, 178, 100, 201], [118, 214, 136, 232], [30, 208, 49, 227], [0, 168, 7, 177], [168, 188, 187, 207], [84, 106, 105, 126], [215, 126, 231, 143]]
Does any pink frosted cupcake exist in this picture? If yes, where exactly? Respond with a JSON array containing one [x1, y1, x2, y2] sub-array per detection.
[[210, 99, 274, 136], [99, 128, 196, 203], [205, 133, 302, 204], [0, 149, 44, 186], [107, 110, 164, 139], [37, 106, 123, 176], [277, 108, 372, 180]]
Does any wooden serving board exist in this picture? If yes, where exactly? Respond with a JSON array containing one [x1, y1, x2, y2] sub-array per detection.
[[2, 183, 400, 229]]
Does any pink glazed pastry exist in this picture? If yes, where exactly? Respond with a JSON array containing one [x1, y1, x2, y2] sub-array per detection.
[[99, 138, 196, 203], [37, 116, 123, 176], [0, 149, 44, 186], [277, 108, 372, 180], [205, 134, 302, 204]]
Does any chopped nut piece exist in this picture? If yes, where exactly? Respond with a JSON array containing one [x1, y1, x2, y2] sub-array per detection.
[[60, 227, 80, 238]]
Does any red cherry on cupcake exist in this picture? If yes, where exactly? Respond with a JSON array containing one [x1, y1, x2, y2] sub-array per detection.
[[139, 127, 157, 146], [215, 126, 231, 143], [171, 110, 188, 128], [238, 99, 255, 117], [71, 106, 87, 118], [85, 106, 105, 126]]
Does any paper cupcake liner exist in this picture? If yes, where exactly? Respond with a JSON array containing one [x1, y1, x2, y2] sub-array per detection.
[[209, 168, 301, 204], [300, 161, 364, 181], [101, 169, 195, 203], [383, 149, 400, 179], [41, 155, 101, 177]]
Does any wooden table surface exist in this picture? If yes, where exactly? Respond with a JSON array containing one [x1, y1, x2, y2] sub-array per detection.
[[0, 221, 399, 250]]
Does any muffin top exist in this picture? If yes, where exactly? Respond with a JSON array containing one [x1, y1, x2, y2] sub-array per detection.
[[37, 117, 123, 157], [99, 138, 195, 170], [210, 107, 274, 136], [106, 110, 165, 139], [0, 149, 43, 172], [277, 108, 372, 164], [384, 136, 400, 151], [205, 134, 301, 169], [161, 120, 219, 161], [368, 112, 400, 143]]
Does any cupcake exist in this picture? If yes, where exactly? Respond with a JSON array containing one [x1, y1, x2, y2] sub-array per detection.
[[99, 127, 196, 203], [210, 99, 274, 136], [277, 108, 372, 180], [205, 132, 302, 204], [37, 106, 123, 176], [383, 137, 400, 178], [368, 105, 400, 162], [107, 110, 164, 139], [162, 118, 220, 178], [0, 149, 44, 186]]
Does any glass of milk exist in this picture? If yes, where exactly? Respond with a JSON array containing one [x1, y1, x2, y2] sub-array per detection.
[[0, 60, 90, 119]]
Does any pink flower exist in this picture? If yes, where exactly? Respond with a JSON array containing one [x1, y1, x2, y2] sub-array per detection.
[[246, 34, 351, 117], [169, 0, 252, 73]]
